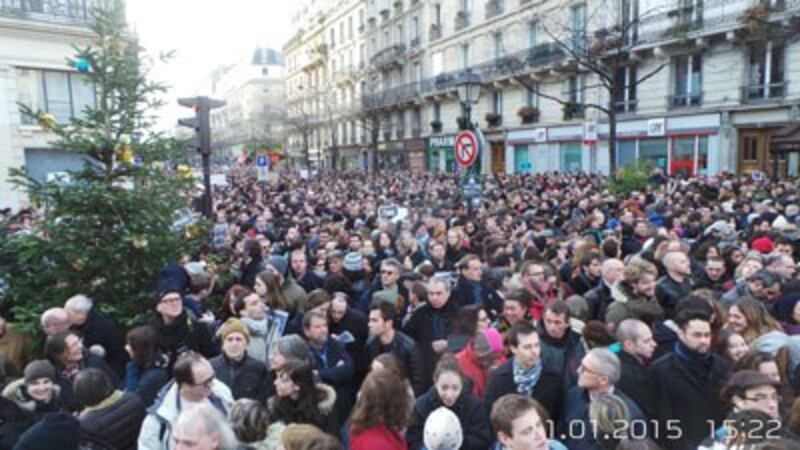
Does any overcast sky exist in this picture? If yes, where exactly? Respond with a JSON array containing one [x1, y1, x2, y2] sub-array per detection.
[[125, 0, 294, 131]]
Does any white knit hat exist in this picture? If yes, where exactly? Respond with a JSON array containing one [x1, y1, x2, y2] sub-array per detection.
[[423, 407, 463, 450]]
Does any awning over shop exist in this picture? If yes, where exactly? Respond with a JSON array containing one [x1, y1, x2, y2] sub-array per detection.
[[771, 123, 800, 154]]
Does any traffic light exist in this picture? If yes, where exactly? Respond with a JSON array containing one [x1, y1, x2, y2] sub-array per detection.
[[177, 96, 225, 219], [177, 96, 224, 155]]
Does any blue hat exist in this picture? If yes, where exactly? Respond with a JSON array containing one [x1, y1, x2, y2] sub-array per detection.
[[607, 218, 620, 230]]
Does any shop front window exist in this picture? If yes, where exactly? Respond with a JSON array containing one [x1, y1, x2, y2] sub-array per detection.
[[671, 137, 694, 177], [697, 136, 708, 175], [562, 143, 583, 173], [617, 140, 636, 169], [639, 138, 668, 172]]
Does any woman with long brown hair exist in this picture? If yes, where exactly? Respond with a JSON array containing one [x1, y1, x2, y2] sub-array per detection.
[[350, 369, 412, 450], [727, 297, 783, 343]]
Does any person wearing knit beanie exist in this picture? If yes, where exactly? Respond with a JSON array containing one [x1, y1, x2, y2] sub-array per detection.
[[218, 318, 250, 343], [423, 407, 463, 450], [751, 236, 775, 255], [23, 360, 56, 385]]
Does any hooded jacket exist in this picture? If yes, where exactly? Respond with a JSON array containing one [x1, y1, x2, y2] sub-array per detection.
[[137, 378, 233, 450], [210, 352, 270, 401], [79, 390, 146, 450], [605, 281, 665, 329], [266, 383, 338, 436]]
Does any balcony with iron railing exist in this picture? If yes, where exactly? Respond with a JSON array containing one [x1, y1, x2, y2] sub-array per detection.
[[669, 92, 703, 108], [0, 0, 102, 26], [636, 0, 800, 46], [485, 0, 504, 19], [742, 81, 787, 102], [361, 43, 568, 110], [370, 44, 406, 69], [455, 11, 470, 31]]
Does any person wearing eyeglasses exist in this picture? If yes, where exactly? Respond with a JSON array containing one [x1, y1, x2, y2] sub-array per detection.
[[138, 352, 233, 450], [558, 348, 645, 450], [150, 289, 217, 366], [358, 257, 409, 315]]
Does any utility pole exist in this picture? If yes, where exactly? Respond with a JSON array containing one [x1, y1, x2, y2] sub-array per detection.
[[177, 96, 225, 218]]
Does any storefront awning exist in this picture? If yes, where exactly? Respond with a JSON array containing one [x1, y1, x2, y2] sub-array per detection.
[[771, 123, 800, 154]]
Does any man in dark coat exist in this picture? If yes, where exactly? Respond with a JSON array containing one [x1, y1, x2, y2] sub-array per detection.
[[210, 319, 270, 401], [583, 258, 625, 321], [615, 319, 657, 419], [568, 251, 602, 296], [65, 294, 127, 377], [304, 311, 356, 420], [484, 322, 563, 423], [650, 308, 731, 450], [538, 301, 581, 385], [329, 292, 369, 378], [290, 248, 325, 292], [150, 289, 217, 365], [403, 276, 459, 390], [366, 300, 426, 395], [559, 348, 646, 450], [74, 368, 146, 450], [655, 252, 693, 318], [450, 254, 503, 314]]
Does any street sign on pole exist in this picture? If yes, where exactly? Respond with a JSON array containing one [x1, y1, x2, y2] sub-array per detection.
[[256, 155, 268, 167], [454, 130, 479, 169]]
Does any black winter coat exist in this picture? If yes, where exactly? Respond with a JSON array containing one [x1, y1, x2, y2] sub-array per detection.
[[403, 301, 458, 391], [73, 310, 127, 378], [482, 359, 563, 423], [537, 323, 582, 384], [122, 359, 170, 408], [79, 392, 146, 450], [650, 351, 731, 450], [309, 338, 356, 420], [150, 311, 217, 364], [655, 275, 692, 319], [450, 276, 503, 316], [405, 387, 491, 450], [210, 353, 270, 402], [366, 331, 426, 396], [583, 283, 613, 322], [616, 351, 655, 420]]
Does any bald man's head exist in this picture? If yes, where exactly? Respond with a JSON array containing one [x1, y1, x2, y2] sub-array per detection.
[[663, 251, 691, 278]]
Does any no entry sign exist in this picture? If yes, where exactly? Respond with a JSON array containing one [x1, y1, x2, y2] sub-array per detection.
[[454, 130, 479, 168]]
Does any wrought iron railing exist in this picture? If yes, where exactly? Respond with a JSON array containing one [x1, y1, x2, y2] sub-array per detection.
[[0, 0, 101, 26]]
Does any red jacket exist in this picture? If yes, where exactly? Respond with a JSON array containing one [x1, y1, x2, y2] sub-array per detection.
[[351, 425, 408, 450]]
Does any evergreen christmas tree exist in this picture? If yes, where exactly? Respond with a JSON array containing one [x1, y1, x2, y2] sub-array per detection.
[[1, 0, 207, 329]]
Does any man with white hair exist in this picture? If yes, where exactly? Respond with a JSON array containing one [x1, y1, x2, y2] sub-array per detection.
[[172, 404, 238, 450], [583, 258, 625, 321], [39, 307, 70, 336], [64, 294, 126, 377], [558, 348, 645, 450]]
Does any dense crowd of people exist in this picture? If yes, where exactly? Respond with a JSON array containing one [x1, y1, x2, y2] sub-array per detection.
[[2, 169, 800, 450]]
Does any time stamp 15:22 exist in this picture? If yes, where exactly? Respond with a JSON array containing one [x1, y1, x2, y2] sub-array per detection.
[[547, 419, 783, 441]]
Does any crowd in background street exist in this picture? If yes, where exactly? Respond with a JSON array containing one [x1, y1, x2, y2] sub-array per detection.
[[2, 169, 800, 450]]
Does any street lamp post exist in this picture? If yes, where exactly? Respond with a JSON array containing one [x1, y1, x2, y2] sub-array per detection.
[[456, 70, 482, 131]]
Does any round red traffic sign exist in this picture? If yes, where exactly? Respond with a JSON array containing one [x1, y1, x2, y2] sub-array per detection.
[[454, 130, 479, 168]]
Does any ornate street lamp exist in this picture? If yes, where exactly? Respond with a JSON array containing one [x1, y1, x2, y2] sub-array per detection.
[[456, 69, 482, 130]]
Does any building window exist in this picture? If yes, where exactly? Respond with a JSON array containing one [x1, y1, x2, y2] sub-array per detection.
[[412, 16, 420, 40], [434, 3, 442, 27], [492, 90, 503, 114], [460, 43, 470, 69], [746, 42, 785, 99], [348, 17, 354, 39], [433, 102, 441, 122], [620, 0, 639, 43], [460, 0, 470, 13], [614, 65, 637, 113], [571, 4, 587, 53], [640, 138, 668, 172], [330, 29, 336, 49], [526, 86, 539, 108], [18, 69, 96, 125], [562, 143, 583, 173], [566, 75, 585, 118], [493, 32, 504, 58], [673, 54, 702, 107], [528, 21, 538, 48], [397, 24, 404, 44]]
